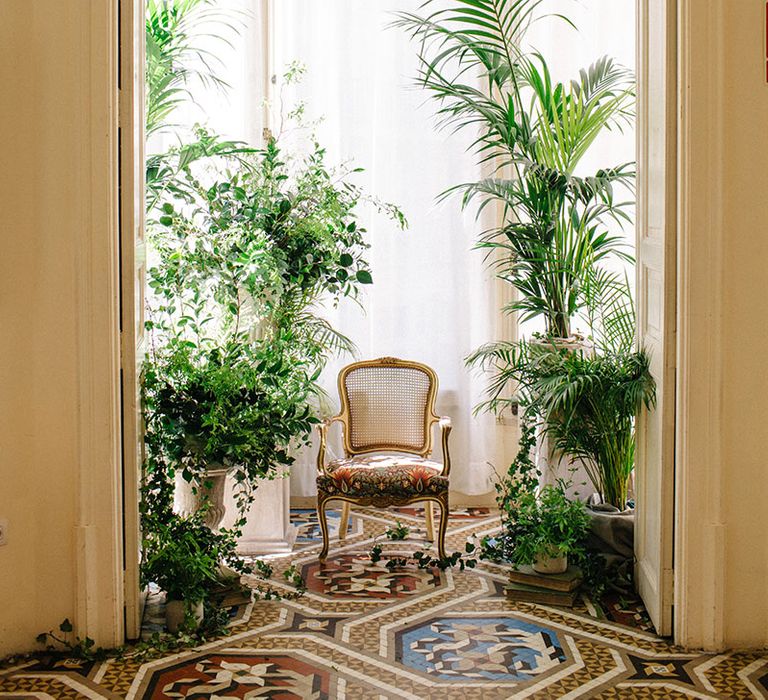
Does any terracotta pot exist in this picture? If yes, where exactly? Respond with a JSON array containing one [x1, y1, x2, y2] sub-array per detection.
[[165, 599, 204, 634], [532, 552, 568, 575]]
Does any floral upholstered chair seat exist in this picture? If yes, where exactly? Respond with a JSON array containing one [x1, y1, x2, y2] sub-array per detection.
[[316, 357, 452, 560], [316, 455, 449, 500]]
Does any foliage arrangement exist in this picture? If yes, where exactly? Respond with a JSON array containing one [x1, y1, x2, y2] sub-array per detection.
[[502, 482, 590, 565], [480, 414, 610, 596], [469, 313, 655, 510], [385, 520, 411, 540], [143, 132, 394, 519], [397, 1, 654, 514], [395, 0, 635, 340], [370, 540, 478, 573], [140, 0, 405, 631], [141, 510, 241, 608], [530, 348, 657, 509]]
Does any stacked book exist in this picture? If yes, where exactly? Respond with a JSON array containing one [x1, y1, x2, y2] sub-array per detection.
[[505, 565, 583, 607]]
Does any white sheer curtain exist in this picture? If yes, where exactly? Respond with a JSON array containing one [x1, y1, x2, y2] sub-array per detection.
[[272, 0, 515, 498], [187, 0, 636, 500]]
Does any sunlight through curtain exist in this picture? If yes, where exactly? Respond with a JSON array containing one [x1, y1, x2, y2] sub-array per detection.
[[271, 0, 516, 498]]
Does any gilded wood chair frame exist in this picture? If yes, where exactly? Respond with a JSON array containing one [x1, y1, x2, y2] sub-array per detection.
[[316, 357, 452, 560]]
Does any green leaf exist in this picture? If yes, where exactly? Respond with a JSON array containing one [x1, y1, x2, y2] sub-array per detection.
[[339, 253, 354, 267], [59, 618, 73, 633], [356, 270, 373, 284]]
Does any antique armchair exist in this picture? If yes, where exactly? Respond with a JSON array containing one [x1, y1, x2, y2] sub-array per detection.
[[316, 357, 452, 560]]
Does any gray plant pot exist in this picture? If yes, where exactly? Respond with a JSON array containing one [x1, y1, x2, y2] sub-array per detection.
[[586, 503, 635, 566]]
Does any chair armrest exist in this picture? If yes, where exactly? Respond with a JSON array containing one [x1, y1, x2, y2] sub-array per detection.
[[438, 416, 452, 476], [316, 417, 341, 476]]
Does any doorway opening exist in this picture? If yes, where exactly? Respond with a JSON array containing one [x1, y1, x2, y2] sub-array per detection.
[[120, 0, 677, 646]]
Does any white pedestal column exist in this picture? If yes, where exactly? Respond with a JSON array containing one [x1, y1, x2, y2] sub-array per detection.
[[535, 430, 595, 503], [219, 472, 298, 555]]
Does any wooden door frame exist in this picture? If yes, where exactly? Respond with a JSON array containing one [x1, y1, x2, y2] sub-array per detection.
[[673, 0, 728, 651], [119, 0, 147, 641], [73, 0, 125, 649], [90, 0, 730, 652], [637, 0, 731, 649]]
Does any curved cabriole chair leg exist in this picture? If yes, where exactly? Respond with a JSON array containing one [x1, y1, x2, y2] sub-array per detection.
[[339, 501, 350, 541], [424, 501, 435, 542], [318, 496, 330, 560], [436, 496, 449, 561]]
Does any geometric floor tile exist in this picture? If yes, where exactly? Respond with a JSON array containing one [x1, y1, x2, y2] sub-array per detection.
[[2, 506, 766, 699], [141, 652, 330, 699], [396, 616, 567, 681], [291, 508, 357, 544], [302, 553, 442, 599], [626, 653, 695, 683]]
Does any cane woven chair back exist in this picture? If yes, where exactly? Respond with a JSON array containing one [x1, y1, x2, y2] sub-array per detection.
[[337, 358, 440, 457]]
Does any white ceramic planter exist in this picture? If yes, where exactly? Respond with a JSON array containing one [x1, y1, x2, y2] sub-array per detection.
[[165, 599, 204, 634], [532, 552, 568, 575]]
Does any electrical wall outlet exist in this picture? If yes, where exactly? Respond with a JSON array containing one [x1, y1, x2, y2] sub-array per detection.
[[0, 518, 8, 546]]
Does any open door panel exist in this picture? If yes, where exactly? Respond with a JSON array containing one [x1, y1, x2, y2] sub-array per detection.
[[634, 0, 677, 636]]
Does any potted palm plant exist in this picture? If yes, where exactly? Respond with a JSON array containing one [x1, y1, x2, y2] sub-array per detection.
[[395, 2, 635, 344], [396, 2, 638, 495]]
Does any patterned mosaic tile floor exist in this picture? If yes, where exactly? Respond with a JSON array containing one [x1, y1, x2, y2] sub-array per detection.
[[2, 506, 767, 698]]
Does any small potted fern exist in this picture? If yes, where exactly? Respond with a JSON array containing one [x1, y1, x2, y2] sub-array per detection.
[[507, 481, 591, 574], [142, 512, 230, 633]]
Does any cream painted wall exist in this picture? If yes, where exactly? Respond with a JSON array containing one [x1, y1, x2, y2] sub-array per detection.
[[0, 3, 124, 657]]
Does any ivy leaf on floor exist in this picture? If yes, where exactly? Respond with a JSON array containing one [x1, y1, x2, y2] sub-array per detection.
[[385, 520, 410, 540]]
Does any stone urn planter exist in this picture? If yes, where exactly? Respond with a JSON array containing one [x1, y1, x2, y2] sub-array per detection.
[[174, 465, 229, 529], [165, 599, 204, 634], [174, 465, 297, 555]]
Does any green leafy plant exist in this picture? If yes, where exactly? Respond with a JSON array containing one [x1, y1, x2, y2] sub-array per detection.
[[530, 347, 656, 509], [140, 1, 406, 629], [385, 520, 411, 540], [480, 412, 587, 567], [146, 0, 241, 137], [396, 5, 648, 512], [144, 132, 404, 519], [141, 511, 234, 609], [35, 620, 107, 661], [370, 540, 478, 572], [504, 481, 591, 565], [143, 340, 319, 519]]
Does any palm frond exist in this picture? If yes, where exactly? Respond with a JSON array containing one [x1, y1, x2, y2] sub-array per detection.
[[146, 0, 244, 136]]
